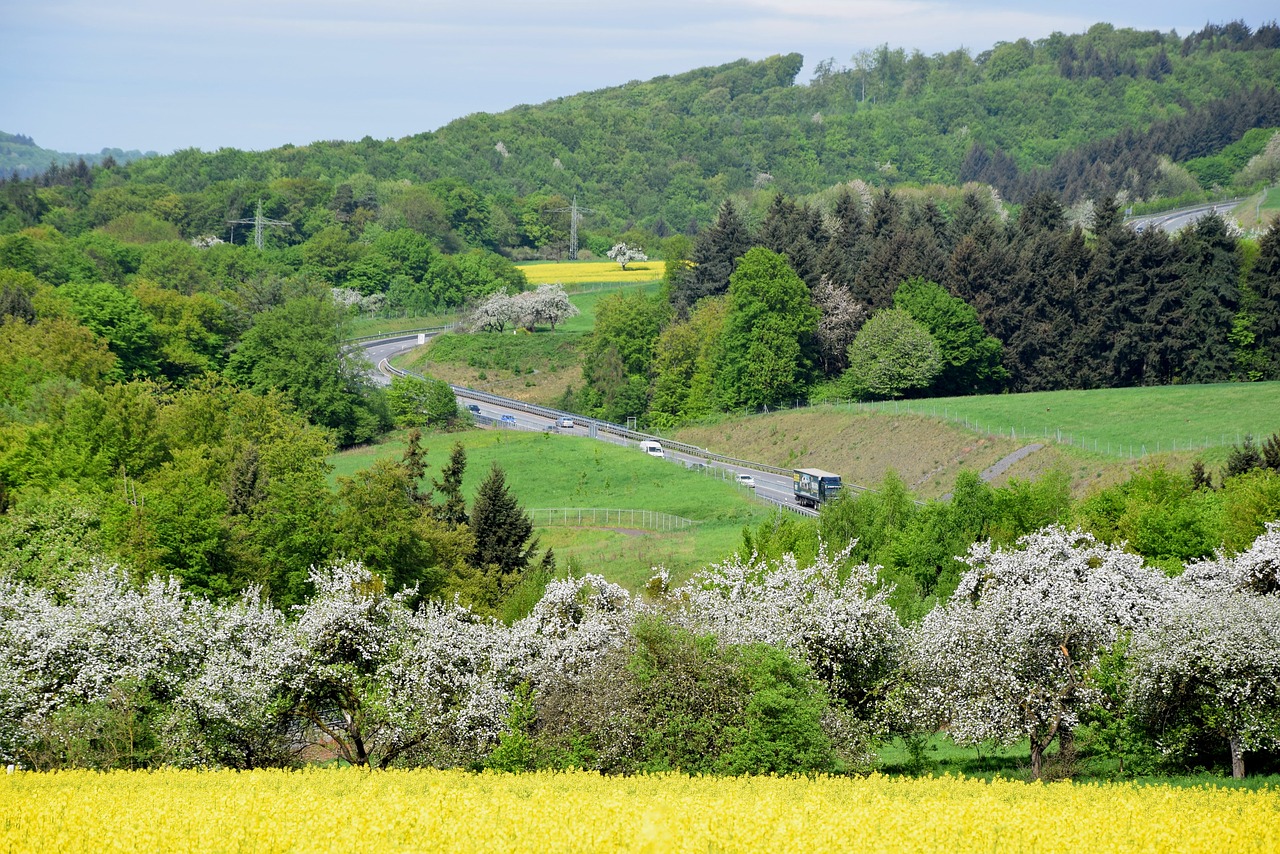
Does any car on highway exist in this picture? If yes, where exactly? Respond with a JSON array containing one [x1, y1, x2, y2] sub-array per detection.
[[557, 416, 575, 428], [500, 414, 516, 425], [466, 404, 481, 414], [542, 424, 560, 433], [735, 474, 756, 488]]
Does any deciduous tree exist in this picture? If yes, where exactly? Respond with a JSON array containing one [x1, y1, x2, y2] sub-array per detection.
[[842, 308, 941, 399]]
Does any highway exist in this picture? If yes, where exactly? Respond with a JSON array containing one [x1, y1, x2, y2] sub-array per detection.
[[356, 332, 821, 517], [1126, 200, 1241, 235]]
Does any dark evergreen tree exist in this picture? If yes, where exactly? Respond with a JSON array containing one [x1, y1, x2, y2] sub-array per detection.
[[1225, 435, 1264, 479], [816, 186, 867, 291], [401, 428, 429, 502], [432, 441, 469, 526], [867, 189, 903, 239], [1263, 432, 1280, 472], [1145, 48, 1173, 81], [943, 218, 1011, 338], [1072, 197, 1134, 387], [470, 462, 537, 579], [676, 201, 752, 315], [1170, 214, 1241, 384], [1115, 227, 1177, 386], [1248, 220, 1280, 377]]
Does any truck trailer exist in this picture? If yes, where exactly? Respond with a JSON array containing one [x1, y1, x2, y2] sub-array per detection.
[[793, 468, 842, 508]]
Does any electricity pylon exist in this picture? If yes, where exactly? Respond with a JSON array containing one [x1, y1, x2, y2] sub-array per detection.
[[227, 200, 291, 249], [547, 196, 593, 259]]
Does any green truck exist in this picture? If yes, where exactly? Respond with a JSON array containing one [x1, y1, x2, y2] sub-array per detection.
[[792, 468, 842, 509]]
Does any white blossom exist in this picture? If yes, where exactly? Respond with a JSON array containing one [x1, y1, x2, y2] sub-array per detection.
[[675, 544, 904, 716], [910, 526, 1173, 777], [500, 574, 639, 688], [1177, 521, 1280, 596], [511, 284, 579, 331], [1127, 587, 1280, 777], [606, 243, 648, 271]]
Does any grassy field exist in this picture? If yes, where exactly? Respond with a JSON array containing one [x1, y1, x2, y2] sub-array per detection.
[[391, 281, 661, 405], [843, 384, 1280, 460], [398, 331, 587, 404], [516, 258, 665, 285], [331, 429, 771, 588], [669, 384, 1280, 500], [552, 279, 662, 333], [8, 767, 1279, 853]]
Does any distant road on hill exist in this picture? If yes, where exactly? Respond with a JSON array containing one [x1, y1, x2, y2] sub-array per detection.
[[1126, 200, 1243, 234]]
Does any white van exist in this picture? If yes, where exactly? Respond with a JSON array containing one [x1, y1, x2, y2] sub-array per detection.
[[638, 439, 665, 459]]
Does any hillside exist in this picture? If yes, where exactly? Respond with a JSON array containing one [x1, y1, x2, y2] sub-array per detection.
[[89, 21, 1280, 236], [669, 384, 1280, 502], [0, 131, 154, 180]]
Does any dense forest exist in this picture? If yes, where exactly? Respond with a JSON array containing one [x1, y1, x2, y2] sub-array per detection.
[[7, 21, 1278, 240], [0, 132, 154, 181], [566, 186, 1280, 429]]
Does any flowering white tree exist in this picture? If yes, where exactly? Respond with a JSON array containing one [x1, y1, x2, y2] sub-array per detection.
[[500, 574, 638, 688], [466, 289, 518, 332], [164, 589, 298, 769], [1126, 524, 1280, 778], [811, 276, 868, 375], [511, 283, 580, 331], [1175, 521, 1280, 596], [285, 561, 445, 768], [0, 565, 227, 768], [606, 243, 648, 271], [1127, 588, 1280, 778], [911, 527, 1172, 778], [675, 544, 904, 730], [377, 601, 509, 766]]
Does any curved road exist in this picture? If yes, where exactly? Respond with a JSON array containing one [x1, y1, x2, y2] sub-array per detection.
[[1126, 200, 1241, 235], [358, 333, 1041, 514]]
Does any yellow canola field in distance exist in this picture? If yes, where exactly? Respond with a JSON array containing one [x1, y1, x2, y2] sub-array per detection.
[[4, 768, 1280, 853], [517, 260, 666, 285]]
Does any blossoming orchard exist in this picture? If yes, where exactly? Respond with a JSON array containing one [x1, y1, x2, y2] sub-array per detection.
[[3, 523, 1280, 782]]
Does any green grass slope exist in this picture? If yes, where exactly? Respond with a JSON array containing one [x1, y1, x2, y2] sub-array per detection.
[[671, 383, 1280, 500], [331, 429, 772, 588]]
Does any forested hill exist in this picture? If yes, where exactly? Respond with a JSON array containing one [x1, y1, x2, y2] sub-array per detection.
[[101, 21, 1280, 233], [0, 132, 155, 181]]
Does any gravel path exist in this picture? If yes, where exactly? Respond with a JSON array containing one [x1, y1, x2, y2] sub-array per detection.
[[980, 443, 1045, 482]]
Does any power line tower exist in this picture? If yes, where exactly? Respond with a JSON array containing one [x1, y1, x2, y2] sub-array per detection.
[[227, 200, 291, 250], [547, 196, 594, 259]]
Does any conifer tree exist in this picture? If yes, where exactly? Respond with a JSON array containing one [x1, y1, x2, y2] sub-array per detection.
[[1248, 220, 1280, 377], [677, 201, 752, 314], [432, 441, 469, 526], [470, 462, 537, 580]]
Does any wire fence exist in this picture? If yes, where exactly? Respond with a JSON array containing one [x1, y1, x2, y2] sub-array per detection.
[[527, 508, 698, 531], [821, 398, 1273, 458]]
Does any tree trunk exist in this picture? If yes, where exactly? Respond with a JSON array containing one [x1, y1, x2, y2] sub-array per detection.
[[1058, 724, 1074, 757], [1230, 735, 1246, 779], [1031, 739, 1045, 780]]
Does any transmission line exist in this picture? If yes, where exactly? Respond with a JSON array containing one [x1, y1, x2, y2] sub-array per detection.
[[547, 196, 594, 259], [227, 200, 292, 249]]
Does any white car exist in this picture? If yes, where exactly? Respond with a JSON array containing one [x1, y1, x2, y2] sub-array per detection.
[[557, 416, 575, 428], [735, 474, 756, 488]]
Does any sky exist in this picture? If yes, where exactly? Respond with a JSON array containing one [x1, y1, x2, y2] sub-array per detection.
[[1, 1, 1276, 155]]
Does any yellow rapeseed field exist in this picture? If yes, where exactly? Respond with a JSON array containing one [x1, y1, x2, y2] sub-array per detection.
[[3, 768, 1278, 853], [518, 260, 666, 285]]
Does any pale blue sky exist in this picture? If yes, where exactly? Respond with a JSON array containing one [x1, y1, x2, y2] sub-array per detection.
[[1, 1, 1274, 155]]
